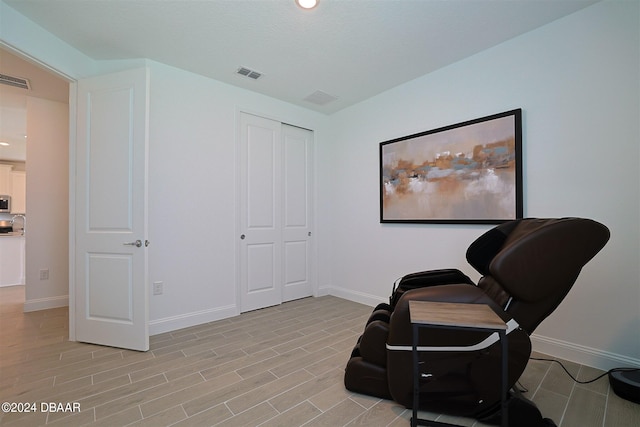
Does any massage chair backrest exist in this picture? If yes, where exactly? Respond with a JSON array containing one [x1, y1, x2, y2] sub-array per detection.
[[467, 218, 610, 334]]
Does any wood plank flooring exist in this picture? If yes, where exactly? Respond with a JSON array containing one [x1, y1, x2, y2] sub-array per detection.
[[1, 285, 638, 426]]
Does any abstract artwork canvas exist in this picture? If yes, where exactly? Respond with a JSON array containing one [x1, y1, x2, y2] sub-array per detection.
[[380, 109, 523, 224]]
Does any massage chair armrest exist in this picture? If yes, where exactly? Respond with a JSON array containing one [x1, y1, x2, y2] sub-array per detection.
[[391, 269, 476, 307], [388, 284, 513, 348], [397, 268, 475, 288]]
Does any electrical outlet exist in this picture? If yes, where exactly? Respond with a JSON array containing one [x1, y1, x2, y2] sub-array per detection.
[[152, 281, 163, 295], [40, 269, 49, 280]]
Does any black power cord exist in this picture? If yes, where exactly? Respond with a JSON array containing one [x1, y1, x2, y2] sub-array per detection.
[[530, 357, 640, 384]]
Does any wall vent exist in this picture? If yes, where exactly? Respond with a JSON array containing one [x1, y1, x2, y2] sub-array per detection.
[[236, 67, 262, 80], [0, 73, 30, 90], [304, 90, 338, 105]]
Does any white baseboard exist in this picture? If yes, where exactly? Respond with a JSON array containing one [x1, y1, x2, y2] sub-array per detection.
[[327, 286, 385, 308], [0, 282, 25, 288], [23, 295, 68, 312], [149, 304, 238, 336], [315, 285, 330, 297], [530, 334, 640, 371]]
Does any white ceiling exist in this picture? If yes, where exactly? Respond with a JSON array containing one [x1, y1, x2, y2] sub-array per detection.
[[3, 0, 600, 115]]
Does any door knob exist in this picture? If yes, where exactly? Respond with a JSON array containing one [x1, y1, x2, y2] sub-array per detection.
[[123, 240, 143, 247], [240, 234, 246, 240]]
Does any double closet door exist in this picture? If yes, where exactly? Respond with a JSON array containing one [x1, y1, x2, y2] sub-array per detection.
[[239, 113, 314, 312]]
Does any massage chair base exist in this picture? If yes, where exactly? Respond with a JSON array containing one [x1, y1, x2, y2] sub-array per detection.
[[475, 391, 557, 427]]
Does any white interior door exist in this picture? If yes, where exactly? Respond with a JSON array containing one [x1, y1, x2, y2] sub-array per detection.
[[282, 124, 313, 302], [74, 68, 149, 351], [239, 113, 282, 312]]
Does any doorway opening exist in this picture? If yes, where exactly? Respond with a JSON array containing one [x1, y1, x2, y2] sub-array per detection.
[[0, 47, 70, 315]]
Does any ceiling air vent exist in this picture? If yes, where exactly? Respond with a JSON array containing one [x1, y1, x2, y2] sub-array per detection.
[[304, 90, 338, 106], [0, 73, 30, 90], [236, 67, 262, 80]]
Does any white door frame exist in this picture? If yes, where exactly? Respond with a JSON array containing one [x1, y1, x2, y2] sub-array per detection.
[[69, 81, 78, 341]]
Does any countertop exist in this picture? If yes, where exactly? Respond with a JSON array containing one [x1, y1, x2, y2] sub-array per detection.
[[0, 232, 25, 237]]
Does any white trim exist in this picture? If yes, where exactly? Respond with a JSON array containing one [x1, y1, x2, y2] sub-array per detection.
[[315, 284, 330, 297], [23, 295, 68, 312], [386, 319, 519, 352], [327, 286, 385, 308], [149, 305, 238, 336], [531, 333, 640, 372], [0, 282, 25, 288], [68, 81, 77, 341]]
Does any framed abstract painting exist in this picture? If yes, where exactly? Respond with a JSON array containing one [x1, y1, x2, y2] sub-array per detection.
[[380, 109, 523, 224]]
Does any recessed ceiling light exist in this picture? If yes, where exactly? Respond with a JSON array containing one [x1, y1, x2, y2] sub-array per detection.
[[296, 0, 318, 10]]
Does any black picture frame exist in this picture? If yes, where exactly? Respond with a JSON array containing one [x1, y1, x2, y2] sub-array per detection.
[[380, 109, 523, 224]]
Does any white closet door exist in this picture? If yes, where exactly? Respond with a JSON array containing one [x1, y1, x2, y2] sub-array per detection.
[[239, 113, 283, 312], [282, 124, 313, 302], [239, 114, 314, 312]]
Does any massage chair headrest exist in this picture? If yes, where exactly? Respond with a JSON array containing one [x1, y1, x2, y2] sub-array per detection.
[[466, 218, 610, 303]]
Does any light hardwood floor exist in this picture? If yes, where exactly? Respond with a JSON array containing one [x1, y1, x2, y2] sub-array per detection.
[[1, 285, 638, 426]]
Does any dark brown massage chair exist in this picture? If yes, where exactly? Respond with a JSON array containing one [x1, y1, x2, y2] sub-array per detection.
[[344, 218, 610, 424]]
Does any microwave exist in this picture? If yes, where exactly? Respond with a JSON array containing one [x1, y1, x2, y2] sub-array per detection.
[[0, 195, 10, 213]]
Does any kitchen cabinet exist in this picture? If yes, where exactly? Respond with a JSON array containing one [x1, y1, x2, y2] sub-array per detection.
[[0, 235, 25, 287], [0, 166, 26, 213], [0, 164, 12, 194], [10, 171, 26, 213]]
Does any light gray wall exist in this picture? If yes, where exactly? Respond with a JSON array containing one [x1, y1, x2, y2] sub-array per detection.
[[146, 61, 330, 332], [24, 97, 69, 310], [324, 1, 639, 370]]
